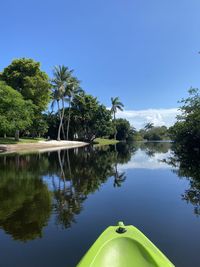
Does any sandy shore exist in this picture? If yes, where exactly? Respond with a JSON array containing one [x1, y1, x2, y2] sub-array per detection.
[[0, 140, 88, 154]]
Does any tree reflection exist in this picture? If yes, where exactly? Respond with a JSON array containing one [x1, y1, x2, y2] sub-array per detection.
[[139, 141, 171, 157], [0, 142, 136, 239], [0, 154, 51, 241], [51, 144, 134, 227], [165, 144, 200, 215], [113, 163, 126, 188]]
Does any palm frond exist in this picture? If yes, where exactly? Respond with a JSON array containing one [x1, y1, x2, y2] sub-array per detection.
[[111, 96, 124, 114]]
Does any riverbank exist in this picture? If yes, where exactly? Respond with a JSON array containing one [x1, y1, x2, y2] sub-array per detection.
[[0, 140, 88, 153]]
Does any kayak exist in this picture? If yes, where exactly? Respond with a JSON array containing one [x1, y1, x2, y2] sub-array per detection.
[[77, 222, 175, 267]]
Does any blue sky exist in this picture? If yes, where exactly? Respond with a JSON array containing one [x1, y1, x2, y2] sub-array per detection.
[[1, 0, 200, 127]]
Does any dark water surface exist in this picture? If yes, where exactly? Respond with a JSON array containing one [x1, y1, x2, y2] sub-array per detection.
[[0, 142, 200, 267]]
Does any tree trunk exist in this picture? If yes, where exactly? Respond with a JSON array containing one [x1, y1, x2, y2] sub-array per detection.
[[114, 112, 117, 140], [15, 130, 19, 141], [66, 97, 71, 140], [62, 124, 66, 140], [57, 100, 66, 140], [4, 133, 6, 139], [57, 101, 65, 141], [57, 98, 65, 141], [57, 101, 61, 141], [61, 98, 66, 140]]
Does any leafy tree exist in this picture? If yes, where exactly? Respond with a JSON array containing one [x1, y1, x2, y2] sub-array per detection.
[[70, 93, 113, 141], [92, 105, 114, 138], [1, 58, 50, 111], [0, 58, 50, 138], [115, 118, 136, 141], [165, 88, 200, 215], [143, 126, 169, 141], [0, 81, 34, 138], [131, 131, 144, 141], [169, 88, 200, 151], [44, 112, 60, 140], [28, 114, 49, 138], [111, 97, 124, 139]]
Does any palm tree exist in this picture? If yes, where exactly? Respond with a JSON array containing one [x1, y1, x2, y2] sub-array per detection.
[[144, 122, 154, 131], [65, 77, 82, 140], [111, 97, 124, 140], [51, 86, 65, 139], [51, 65, 73, 141]]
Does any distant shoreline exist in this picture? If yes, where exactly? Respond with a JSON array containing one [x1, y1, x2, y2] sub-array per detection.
[[0, 140, 88, 154]]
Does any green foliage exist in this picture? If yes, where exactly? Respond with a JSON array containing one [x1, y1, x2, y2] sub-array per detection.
[[93, 105, 114, 137], [0, 81, 34, 136], [166, 88, 200, 215], [169, 88, 200, 151], [44, 112, 60, 139], [0, 59, 129, 141], [1, 58, 50, 111], [115, 118, 136, 141], [69, 93, 114, 141], [131, 132, 144, 141], [28, 115, 49, 137], [142, 126, 169, 141]]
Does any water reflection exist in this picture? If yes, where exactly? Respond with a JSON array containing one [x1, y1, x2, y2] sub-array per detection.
[[0, 141, 199, 243], [118, 142, 172, 170], [139, 141, 171, 156], [0, 143, 137, 240], [165, 144, 200, 216], [0, 154, 51, 241]]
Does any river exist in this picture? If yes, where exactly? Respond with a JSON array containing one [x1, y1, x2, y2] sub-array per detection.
[[0, 142, 200, 267]]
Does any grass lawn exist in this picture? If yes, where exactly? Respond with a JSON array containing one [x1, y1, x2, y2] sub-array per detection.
[[94, 138, 119, 146], [0, 137, 45, 145]]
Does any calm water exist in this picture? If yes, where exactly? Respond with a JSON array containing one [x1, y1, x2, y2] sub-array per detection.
[[0, 142, 200, 267]]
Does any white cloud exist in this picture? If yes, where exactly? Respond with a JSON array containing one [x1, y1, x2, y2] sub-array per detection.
[[116, 108, 180, 129], [118, 149, 172, 170]]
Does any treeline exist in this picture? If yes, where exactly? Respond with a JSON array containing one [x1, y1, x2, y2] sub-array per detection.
[[0, 58, 136, 142], [136, 124, 169, 141], [0, 57, 174, 142]]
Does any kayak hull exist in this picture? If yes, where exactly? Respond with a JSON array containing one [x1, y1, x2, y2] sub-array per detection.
[[77, 223, 175, 267]]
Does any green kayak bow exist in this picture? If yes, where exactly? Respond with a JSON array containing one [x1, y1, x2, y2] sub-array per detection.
[[77, 222, 175, 267]]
